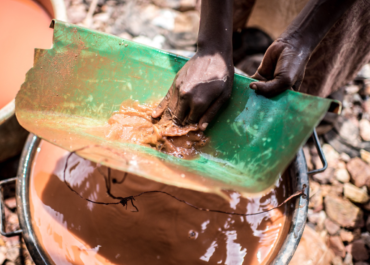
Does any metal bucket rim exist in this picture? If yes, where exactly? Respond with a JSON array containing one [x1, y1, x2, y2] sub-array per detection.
[[0, 0, 67, 124], [15, 134, 308, 265]]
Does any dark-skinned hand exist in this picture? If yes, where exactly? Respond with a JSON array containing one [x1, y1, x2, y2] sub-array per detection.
[[250, 39, 311, 97], [152, 51, 234, 131]]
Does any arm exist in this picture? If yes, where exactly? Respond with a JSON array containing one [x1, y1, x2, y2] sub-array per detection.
[[152, 0, 234, 130], [250, 0, 357, 97]]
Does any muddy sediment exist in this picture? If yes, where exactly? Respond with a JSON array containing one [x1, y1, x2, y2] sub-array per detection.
[[30, 140, 293, 265], [104, 100, 209, 159]]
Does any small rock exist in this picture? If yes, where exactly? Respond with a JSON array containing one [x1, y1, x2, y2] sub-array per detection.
[[361, 149, 370, 164], [0, 252, 5, 264], [340, 152, 351, 162], [151, 0, 197, 11], [347, 240, 369, 261], [340, 229, 355, 243], [290, 226, 334, 265], [357, 64, 370, 80], [336, 168, 351, 183], [345, 85, 361, 94], [334, 117, 362, 147], [321, 183, 344, 197], [324, 195, 363, 228], [332, 256, 344, 265], [6, 246, 18, 262], [118, 32, 133, 40], [308, 209, 325, 224], [309, 181, 323, 211], [333, 256, 344, 265], [363, 99, 370, 114], [314, 167, 335, 184], [344, 253, 353, 265], [344, 183, 369, 203], [361, 232, 370, 248], [323, 144, 340, 167], [347, 157, 370, 188], [316, 211, 327, 233], [359, 119, 370, 141], [325, 218, 340, 235], [328, 236, 346, 258]]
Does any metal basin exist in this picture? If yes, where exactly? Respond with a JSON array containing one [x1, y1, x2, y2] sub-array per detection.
[[1, 134, 313, 264]]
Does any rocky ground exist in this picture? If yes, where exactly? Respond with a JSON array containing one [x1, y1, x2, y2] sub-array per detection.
[[1, 0, 370, 264]]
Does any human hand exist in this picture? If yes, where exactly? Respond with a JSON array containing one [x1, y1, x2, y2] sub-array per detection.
[[250, 39, 311, 97], [152, 51, 234, 131]]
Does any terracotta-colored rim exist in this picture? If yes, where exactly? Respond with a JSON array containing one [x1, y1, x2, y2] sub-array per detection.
[[0, 0, 67, 125]]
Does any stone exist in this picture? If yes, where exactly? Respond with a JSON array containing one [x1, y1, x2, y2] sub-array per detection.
[[321, 184, 344, 197], [344, 183, 369, 203], [334, 117, 362, 147], [315, 211, 327, 233], [340, 153, 351, 162], [323, 144, 340, 167], [347, 157, 370, 188], [66, 3, 87, 24], [359, 119, 370, 141], [324, 195, 363, 228], [361, 149, 370, 164], [340, 229, 355, 243], [328, 236, 346, 258], [308, 209, 325, 224], [0, 252, 5, 265], [314, 167, 335, 184], [354, 262, 370, 265], [344, 253, 353, 265], [357, 64, 370, 80], [325, 218, 340, 235], [336, 168, 351, 183], [347, 240, 369, 261], [366, 216, 370, 232], [309, 181, 323, 211], [361, 232, 370, 248], [290, 226, 334, 265], [363, 99, 370, 114], [345, 85, 361, 94], [5, 246, 18, 262], [151, 0, 197, 11], [332, 256, 344, 265], [333, 256, 344, 265]]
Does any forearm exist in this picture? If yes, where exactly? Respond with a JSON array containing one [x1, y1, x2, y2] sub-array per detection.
[[280, 0, 356, 52], [197, 0, 233, 55]]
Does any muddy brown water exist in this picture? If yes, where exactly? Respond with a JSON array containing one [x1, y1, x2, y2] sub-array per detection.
[[0, 0, 53, 109], [29, 140, 293, 265]]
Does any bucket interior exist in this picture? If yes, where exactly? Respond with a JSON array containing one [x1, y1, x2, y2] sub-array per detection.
[[20, 138, 299, 265]]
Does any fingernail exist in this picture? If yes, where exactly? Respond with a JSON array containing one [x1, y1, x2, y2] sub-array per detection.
[[250, 83, 257, 90], [201, 123, 208, 130]]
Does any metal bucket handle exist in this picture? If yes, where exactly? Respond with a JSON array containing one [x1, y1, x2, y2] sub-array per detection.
[[0, 177, 22, 237], [307, 129, 327, 176]]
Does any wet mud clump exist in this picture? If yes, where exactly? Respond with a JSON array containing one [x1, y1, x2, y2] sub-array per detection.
[[105, 100, 209, 159]]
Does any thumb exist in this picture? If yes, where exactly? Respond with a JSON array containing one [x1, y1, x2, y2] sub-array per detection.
[[152, 89, 171, 118], [249, 77, 291, 98]]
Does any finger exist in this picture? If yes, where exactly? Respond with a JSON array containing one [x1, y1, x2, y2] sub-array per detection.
[[251, 44, 285, 80], [172, 96, 190, 125], [198, 93, 230, 131], [251, 77, 291, 98], [187, 97, 212, 124], [152, 87, 172, 118]]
